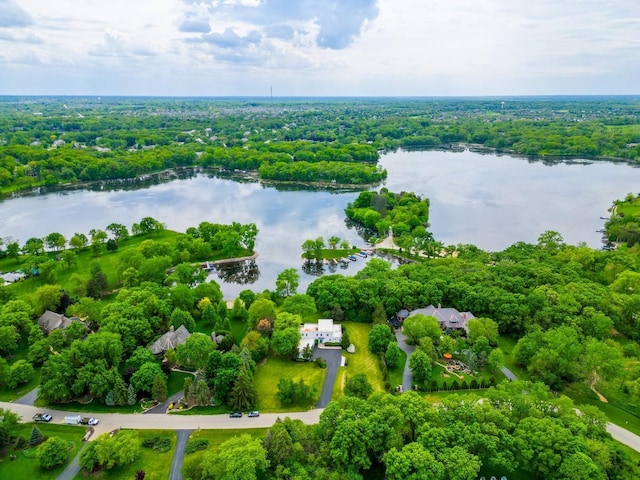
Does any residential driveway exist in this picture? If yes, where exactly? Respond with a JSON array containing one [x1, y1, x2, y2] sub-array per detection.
[[313, 347, 343, 408], [56, 444, 87, 480], [501, 366, 518, 381], [14, 387, 39, 406], [169, 430, 192, 480], [395, 329, 415, 392], [145, 391, 184, 414]]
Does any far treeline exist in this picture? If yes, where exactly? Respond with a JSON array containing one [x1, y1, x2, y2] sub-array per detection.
[[1, 96, 640, 193]]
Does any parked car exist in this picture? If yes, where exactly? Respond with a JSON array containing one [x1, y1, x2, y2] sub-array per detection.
[[33, 413, 52, 422], [80, 417, 99, 426], [248, 411, 260, 417], [229, 412, 242, 418], [88, 417, 99, 426]]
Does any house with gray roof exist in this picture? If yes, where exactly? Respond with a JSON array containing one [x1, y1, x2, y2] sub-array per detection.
[[149, 325, 191, 355], [407, 304, 475, 334], [38, 310, 85, 334]]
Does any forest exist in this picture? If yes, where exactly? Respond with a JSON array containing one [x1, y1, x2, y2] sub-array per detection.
[[1, 96, 639, 195]]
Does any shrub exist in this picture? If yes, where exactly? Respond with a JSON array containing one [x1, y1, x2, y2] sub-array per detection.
[[142, 436, 172, 453], [186, 438, 209, 454], [37, 436, 70, 470], [314, 357, 327, 369]]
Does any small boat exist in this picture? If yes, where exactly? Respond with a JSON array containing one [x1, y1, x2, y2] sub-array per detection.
[[356, 252, 367, 258], [348, 255, 357, 261]]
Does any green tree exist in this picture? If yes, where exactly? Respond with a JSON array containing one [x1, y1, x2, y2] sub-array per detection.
[[80, 430, 140, 472], [281, 294, 317, 317], [368, 324, 395, 354], [130, 362, 165, 394], [152, 374, 168, 403], [7, 359, 35, 388], [271, 327, 301, 358], [177, 333, 216, 371], [170, 308, 195, 333], [403, 314, 441, 345], [30, 425, 45, 446], [127, 382, 137, 405], [37, 436, 70, 469], [344, 374, 373, 399], [384, 442, 444, 480], [467, 317, 499, 345], [230, 371, 258, 411], [409, 349, 432, 385], [248, 297, 277, 329], [487, 348, 506, 374], [276, 268, 300, 297], [385, 342, 402, 369], [230, 298, 248, 322], [45, 232, 66, 251], [200, 434, 268, 480]]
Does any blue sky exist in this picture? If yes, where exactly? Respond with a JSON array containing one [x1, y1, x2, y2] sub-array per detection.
[[1, 0, 638, 96]]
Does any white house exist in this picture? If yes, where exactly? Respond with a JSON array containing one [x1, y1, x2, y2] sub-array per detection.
[[298, 319, 342, 354]]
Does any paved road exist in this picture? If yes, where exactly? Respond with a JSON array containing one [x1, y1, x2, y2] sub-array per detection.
[[14, 387, 39, 406], [169, 430, 192, 480], [313, 347, 343, 408], [606, 422, 640, 452], [0, 401, 323, 438], [395, 329, 415, 392]]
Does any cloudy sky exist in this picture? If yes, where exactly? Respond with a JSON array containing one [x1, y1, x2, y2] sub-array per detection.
[[1, 0, 638, 96]]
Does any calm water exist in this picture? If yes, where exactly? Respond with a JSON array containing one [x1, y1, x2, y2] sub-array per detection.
[[1, 150, 638, 298]]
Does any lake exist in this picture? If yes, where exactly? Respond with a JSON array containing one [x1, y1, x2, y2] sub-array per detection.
[[1, 149, 639, 298]]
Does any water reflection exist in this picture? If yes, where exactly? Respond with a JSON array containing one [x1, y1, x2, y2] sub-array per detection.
[[212, 260, 260, 285], [2, 149, 640, 299]]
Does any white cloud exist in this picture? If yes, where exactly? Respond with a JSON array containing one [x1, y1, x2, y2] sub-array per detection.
[[0, 0, 638, 95]]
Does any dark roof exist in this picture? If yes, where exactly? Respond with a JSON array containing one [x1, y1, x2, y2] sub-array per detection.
[[149, 325, 192, 354], [408, 305, 475, 332], [38, 310, 84, 333]]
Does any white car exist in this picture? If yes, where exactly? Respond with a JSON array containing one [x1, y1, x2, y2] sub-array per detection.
[[88, 418, 99, 426]]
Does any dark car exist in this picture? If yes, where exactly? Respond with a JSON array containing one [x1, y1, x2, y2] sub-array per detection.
[[229, 412, 242, 418], [248, 411, 260, 417], [33, 413, 53, 422]]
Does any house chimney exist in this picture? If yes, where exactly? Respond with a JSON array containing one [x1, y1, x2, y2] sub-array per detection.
[[169, 325, 174, 332]]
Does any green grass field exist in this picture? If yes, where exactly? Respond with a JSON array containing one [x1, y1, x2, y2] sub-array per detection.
[[253, 355, 326, 411], [333, 322, 385, 401], [0, 423, 86, 480], [181, 428, 268, 476], [79, 429, 176, 480]]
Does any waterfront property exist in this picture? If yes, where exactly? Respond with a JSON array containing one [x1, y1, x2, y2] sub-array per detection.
[[407, 305, 475, 334], [149, 325, 192, 355], [299, 319, 342, 354]]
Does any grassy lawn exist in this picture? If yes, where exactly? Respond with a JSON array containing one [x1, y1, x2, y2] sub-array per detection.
[[253, 355, 326, 412], [35, 398, 142, 414], [171, 404, 228, 416], [0, 369, 41, 402], [496, 335, 529, 380], [0, 423, 86, 480], [564, 383, 640, 436], [81, 429, 176, 480], [182, 428, 268, 476], [333, 322, 385, 401], [229, 318, 248, 344], [387, 348, 407, 391], [167, 370, 193, 397]]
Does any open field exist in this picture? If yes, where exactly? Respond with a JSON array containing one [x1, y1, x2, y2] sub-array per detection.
[[253, 355, 326, 412], [333, 322, 385, 401]]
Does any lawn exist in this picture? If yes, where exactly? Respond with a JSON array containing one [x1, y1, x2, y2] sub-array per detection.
[[80, 429, 176, 480], [332, 322, 385, 401], [253, 355, 326, 412], [35, 398, 142, 414], [181, 428, 268, 476], [167, 370, 194, 397], [496, 335, 529, 380], [564, 383, 640, 436], [387, 348, 407, 391], [0, 423, 86, 480]]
